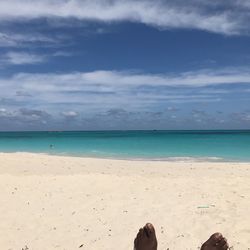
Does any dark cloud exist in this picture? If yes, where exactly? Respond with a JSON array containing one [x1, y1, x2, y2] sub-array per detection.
[[19, 108, 50, 119], [105, 108, 129, 117], [144, 111, 163, 117], [0, 97, 26, 106], [15, 91, 32, 97], [0, 108, 52, 130], [0, 108, 50, 123], [230, 112, 250, 122]]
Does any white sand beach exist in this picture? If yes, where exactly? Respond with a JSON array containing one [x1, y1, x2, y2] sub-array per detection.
[[0, 153, 250, 250]]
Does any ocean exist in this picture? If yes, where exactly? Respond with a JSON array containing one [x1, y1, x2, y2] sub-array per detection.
[[0, 130, 250, 161]]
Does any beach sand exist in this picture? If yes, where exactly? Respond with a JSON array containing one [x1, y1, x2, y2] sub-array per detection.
[[0, 153, 250, 250]]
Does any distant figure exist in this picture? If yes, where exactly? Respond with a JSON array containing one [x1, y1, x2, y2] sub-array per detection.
[[49, 144, 54, 149], [134, 223, 229, 250]]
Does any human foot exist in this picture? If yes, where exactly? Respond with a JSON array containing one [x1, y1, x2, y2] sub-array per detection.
[[201, 232, 229, 250], [134, 223, 157, 250]]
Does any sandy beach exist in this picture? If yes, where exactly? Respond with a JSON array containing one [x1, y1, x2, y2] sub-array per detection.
[[0, 153, 250, 250]]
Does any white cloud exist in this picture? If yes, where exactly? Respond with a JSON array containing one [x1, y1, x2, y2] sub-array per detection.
[[3, 52, 46, 65], [0, 0, 249, 35], [0, 32, 57, 47], [8, 68, 249, 89], [0, 68, 249, 95], [1, 67, 250, 129], [61, 111, 79, 118], [52, 51, 73, 57], [167, 107, 179, 112], [80, 69, 250, 87], [0, 67, 248, 112], [0, 50, 72, 66]]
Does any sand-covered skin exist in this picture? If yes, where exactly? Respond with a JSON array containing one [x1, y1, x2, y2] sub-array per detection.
[[0, 153, 250, 250]]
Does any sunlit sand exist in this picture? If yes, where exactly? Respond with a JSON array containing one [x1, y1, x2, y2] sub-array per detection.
[[0, 153, 249, 249]]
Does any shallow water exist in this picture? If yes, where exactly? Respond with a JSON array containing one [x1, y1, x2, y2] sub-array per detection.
[[0, 130, 250, 161]]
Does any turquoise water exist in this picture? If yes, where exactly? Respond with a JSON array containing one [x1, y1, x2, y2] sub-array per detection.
[[0, 130, 250, 161]]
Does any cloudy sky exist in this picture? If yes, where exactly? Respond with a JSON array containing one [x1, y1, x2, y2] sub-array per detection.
[[0, 0, 250, 131]]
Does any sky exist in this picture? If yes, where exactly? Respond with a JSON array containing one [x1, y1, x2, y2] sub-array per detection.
[[0, 0, 250, 131]]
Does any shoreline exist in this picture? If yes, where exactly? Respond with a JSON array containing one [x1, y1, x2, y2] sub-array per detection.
[[1, 153, 250, 249], [0, 151, 249, 163]]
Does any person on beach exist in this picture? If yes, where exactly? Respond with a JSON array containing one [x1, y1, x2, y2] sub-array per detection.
[[134, 223, 229, 250]]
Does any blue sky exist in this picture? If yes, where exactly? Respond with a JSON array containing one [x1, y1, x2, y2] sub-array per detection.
[[0, 0, 250, 130]]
